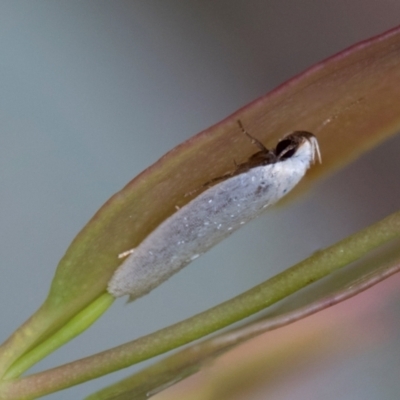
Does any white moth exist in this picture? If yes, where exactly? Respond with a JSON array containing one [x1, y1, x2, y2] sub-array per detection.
[[108, 122, 321, 300]]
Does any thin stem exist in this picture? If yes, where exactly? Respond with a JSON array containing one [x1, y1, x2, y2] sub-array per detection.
[[86, 256, 400, 400], [1, 210, 400, 400]]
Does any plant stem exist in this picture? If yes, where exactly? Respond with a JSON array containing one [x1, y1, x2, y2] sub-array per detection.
[[1, 210, 400, 400], [2, 293, 114, 380]]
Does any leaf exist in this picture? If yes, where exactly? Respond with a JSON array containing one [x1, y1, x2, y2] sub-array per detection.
[[1, 24, 400, 378], [44, 24, 400, 321]]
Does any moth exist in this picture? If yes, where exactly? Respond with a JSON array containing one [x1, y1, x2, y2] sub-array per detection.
[[108, 121, 321, 300]]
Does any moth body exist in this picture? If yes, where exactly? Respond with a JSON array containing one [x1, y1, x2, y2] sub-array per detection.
[[108, 128, 320, 300]]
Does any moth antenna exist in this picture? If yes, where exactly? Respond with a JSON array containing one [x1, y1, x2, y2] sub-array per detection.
[[237, 120, 269, 152]]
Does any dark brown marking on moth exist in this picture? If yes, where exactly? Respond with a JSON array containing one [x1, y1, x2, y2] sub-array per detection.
[[275, 131, 316, 161], [205, 124, 316, 183], [186, 121, 316, 197]]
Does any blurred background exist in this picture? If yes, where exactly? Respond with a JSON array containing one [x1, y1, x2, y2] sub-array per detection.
[[0, 1, 400, 399]]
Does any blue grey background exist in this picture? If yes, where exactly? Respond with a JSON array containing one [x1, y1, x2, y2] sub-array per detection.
[[0, 2, 400, 399]]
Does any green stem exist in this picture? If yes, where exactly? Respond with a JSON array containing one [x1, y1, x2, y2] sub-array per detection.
[[1, 210, 400, 400], [86, 257, 400, 400], [2, 293, 114, 380], [0, 306, 55, 379]]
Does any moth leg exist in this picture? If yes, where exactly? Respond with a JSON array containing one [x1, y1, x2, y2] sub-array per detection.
[[237, 120, 269, 152], [118, 248, 135, 259]]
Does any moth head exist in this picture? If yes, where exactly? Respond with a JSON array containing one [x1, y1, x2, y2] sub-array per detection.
[[275, 131, 321, 164]]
